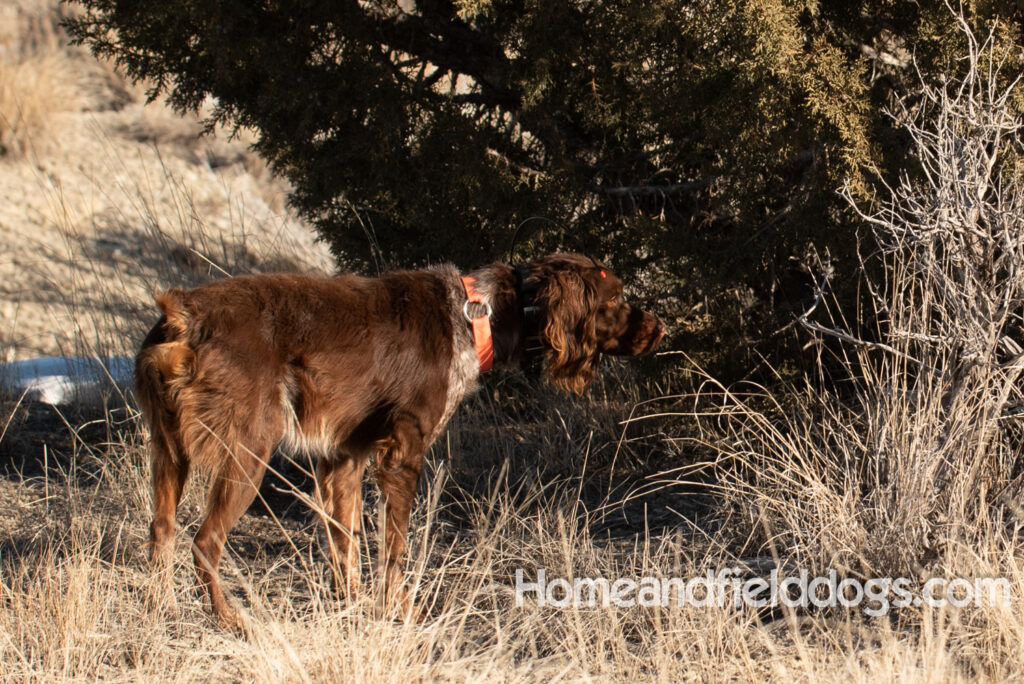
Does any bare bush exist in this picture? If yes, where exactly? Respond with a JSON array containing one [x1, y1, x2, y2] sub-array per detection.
[[666, 9, 1024, 583], [842, 12, 1024, 531]]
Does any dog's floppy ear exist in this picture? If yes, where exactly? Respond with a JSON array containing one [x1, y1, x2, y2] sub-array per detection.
[[534, 267, 598, 393]]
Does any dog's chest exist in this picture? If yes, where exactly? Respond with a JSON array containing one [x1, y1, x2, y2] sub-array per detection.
[[430, 324, 480, 447]]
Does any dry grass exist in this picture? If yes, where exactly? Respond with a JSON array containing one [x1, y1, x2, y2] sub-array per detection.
[[0, 4, 85, 159], [26, 148, 333, 363], [0, 53, 74, 158], [1, 386, 1022, 682]]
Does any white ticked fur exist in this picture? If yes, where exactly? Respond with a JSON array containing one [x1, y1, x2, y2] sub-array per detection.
[[428, 267, 483, 448], [279, 372, 336, 459]]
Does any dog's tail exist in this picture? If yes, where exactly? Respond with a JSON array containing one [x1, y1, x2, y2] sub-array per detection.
[[135, 289, 196, 464]]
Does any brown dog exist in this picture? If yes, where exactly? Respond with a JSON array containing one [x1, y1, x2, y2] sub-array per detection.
[[135, 253, 664, 626]]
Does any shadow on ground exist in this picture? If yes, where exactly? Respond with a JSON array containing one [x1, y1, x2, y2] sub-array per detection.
[[0, 390, 713, 581]]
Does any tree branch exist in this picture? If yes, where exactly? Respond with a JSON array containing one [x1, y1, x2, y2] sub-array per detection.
[[592, 182, 705, 197]]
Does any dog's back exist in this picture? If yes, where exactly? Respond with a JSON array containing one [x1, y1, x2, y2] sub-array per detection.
[[136, 271, 460, 471]]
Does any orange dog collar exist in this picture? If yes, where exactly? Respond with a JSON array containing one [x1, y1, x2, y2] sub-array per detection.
[[460, 276, 494, 372]]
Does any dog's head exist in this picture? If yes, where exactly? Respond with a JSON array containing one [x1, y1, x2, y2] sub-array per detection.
[[526, 253, 665, 392]]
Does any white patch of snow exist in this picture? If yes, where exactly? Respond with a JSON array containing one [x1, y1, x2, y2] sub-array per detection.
[[0, 356, 133, 405]]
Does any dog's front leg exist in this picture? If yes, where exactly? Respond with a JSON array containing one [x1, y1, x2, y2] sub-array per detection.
[[316, 455, 368, 601], [375, 418, 426, 621]]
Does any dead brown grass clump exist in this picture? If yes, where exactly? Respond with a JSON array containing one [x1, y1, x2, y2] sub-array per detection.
[[0, 4, 84, 158]]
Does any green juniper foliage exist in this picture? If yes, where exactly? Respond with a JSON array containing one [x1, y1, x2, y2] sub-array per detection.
[[66, 0, 1024, 377]]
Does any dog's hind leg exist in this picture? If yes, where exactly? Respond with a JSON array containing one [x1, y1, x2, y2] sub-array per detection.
[[144, 425, 190, 616], [149, 427, 190, 572], [191, 439, 272, 630]]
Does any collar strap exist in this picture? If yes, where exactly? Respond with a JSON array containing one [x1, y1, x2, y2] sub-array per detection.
[[460, 275, 494, 372], [514, 265, 545, 356]]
